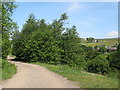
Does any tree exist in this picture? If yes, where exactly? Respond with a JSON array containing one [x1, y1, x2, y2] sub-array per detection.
[[21, 13, 38, 35], [86, 37, 94, 43], [12, 13, 38, 61], [61, 25, 86, 67], [1, 2, 17, 58]]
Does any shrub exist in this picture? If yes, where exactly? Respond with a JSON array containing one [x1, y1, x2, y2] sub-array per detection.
[[85, 49, 100, 61], [86, 55, 109, 74], [98, 45, 107, 54], [107, 51, 120, 70], [107, 67, 119, 78]]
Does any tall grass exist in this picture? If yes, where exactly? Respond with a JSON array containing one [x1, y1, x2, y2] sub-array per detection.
[[0, 59, 17, 80]]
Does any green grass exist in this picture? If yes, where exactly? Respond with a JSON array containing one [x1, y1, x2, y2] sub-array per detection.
[[0, 59, 17, 80], [32, 62, 118, 88]]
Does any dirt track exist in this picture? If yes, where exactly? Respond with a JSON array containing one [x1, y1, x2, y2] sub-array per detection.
[[2, 60, 80, 88]]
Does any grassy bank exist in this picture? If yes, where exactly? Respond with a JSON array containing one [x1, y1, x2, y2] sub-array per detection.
[[0, 59, 17, 80], [32, 62, 118, 88]]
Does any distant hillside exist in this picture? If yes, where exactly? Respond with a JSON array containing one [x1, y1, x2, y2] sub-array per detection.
[[82, 38, 119, 47]]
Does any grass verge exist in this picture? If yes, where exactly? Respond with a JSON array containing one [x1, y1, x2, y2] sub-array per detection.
[[32, 62, 118, 88], [0, 59, 17, 80]]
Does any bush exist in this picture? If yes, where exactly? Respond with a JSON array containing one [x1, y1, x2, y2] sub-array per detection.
[[85, 49, 100, 61], [86, 55, 109, 74], [107, 67, 119, 78], [98, 45, 107, 54], [107, 51, 120, 70]]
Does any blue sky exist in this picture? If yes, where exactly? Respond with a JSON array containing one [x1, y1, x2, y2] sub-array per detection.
[[12, 2, 118, 39]]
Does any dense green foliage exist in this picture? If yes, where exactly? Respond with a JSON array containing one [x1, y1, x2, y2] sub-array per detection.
[[0, 59, 16, 79], [86, 55, 109, 74], [106, 43, 120, 78], [12, 13, 86, 66], [107, 45, 120, 70], [1, 2, 17, 58]]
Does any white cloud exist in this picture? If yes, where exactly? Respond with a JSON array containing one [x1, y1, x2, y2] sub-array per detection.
[[67, 2, 87, 12], [107, 31, 118, 37]]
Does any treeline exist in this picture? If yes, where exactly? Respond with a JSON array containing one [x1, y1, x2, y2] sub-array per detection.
[[12, 13, 120, 77]]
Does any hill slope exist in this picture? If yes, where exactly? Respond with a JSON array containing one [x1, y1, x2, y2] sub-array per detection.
[[82, 38, 119, 47]]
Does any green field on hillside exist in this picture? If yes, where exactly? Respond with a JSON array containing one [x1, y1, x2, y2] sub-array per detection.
[[82, 38, 119, 47]]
